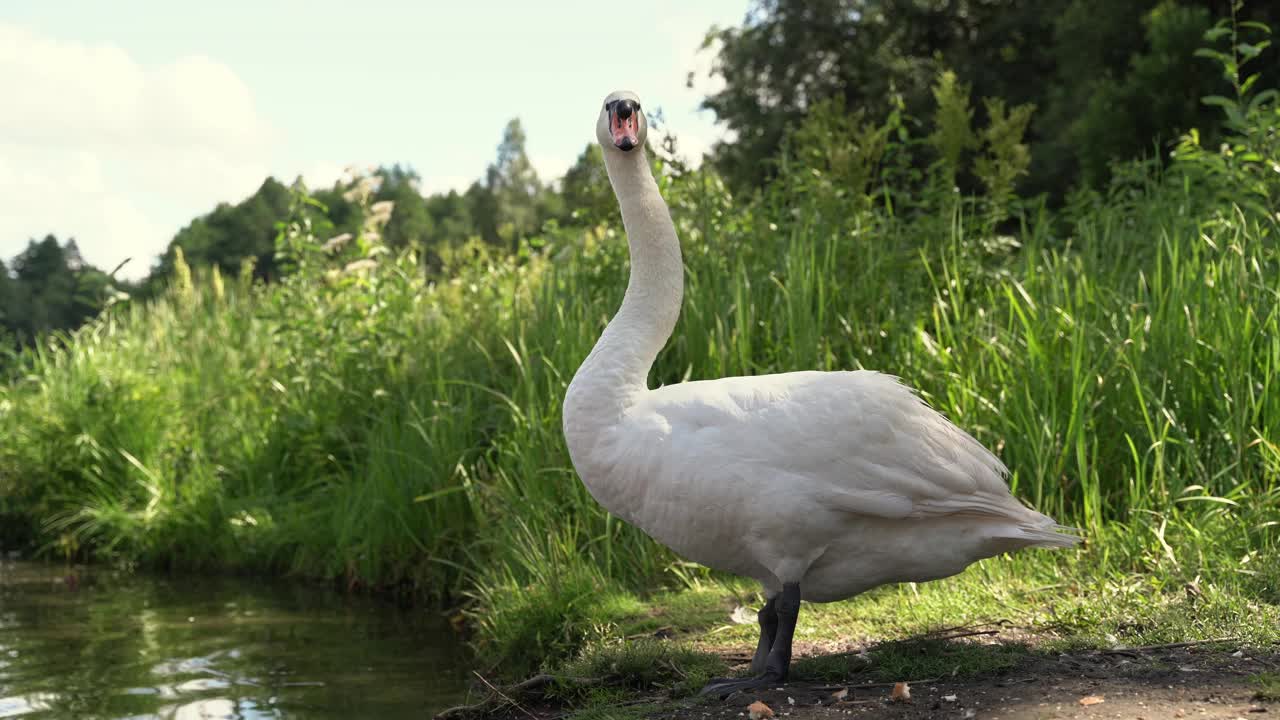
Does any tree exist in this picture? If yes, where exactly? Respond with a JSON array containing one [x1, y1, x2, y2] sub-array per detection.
[[5, 235, 112, 343], [0, 259, 14, 335], [700, 0, 1280, 197], [373, 165, 435, 250], [465, 181, 500, 246], [1039, 1, 1231, 191], [486, 119, 543, 250], [560, 144, 618, 226], [428, 190, 477, 248], [701, 0, 974, 191], [151, 177, 293, 286]]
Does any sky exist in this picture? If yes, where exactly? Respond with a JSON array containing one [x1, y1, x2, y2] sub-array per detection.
[[0, 1, 750, 279]]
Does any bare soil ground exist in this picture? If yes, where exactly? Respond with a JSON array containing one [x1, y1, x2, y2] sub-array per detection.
[[652, 648, 1278, 720], [444, 645, 1278, 720]]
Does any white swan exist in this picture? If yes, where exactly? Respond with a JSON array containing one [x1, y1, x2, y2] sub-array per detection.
[[562, 90, 1080, 696]]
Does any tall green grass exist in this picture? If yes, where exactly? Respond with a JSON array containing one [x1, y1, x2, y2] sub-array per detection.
[[2, 74, 1278, 673]]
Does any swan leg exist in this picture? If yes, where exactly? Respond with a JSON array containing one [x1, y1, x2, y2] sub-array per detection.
[[750, 595, 779, 674], [700, 583, 800, 698]]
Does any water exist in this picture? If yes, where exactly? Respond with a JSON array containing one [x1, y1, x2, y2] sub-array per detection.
[[0, 560, 470, 718]]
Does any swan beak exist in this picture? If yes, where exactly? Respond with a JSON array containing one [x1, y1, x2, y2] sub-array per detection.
[[610, 100, 639, 151]]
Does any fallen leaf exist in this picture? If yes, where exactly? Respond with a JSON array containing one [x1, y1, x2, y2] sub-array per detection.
[[943, 694, 958, 702], [730, 606, 756, 625], [830, 688, 849, 701], [1078, 694, 1105, 706], [747, 700, 774, 720], [786, 696, 795, 706], [891, 682, 911, 702]]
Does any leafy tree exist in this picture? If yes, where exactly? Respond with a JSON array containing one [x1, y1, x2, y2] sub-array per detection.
[[486, 119, 543, 250], [465, 181, 500, 246], [373, 165, 435, 250], [427, 190, 477, 248], [3, 235, 113, 343], [1042, 1, 1235, 190], [152, 178, 293, 287], [0, 259, 14, 336], [560, 144, 618, 226], [701, 0, 1279, 197]]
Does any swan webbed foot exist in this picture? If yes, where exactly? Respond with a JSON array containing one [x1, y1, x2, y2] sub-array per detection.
[[698, 671, 785, 699]]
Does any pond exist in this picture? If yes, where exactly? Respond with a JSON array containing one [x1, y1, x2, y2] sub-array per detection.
[[0, 560, 470, 718]]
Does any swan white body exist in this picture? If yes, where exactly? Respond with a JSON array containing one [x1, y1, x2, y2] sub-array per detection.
[[563, 91, 1077, 609]]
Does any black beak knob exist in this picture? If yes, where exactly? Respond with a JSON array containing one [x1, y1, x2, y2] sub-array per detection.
[[615, 100, 634, 119]]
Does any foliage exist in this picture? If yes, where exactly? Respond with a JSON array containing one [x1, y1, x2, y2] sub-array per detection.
[[558, 640, 727, 699], [1173, 2, 1280, 219], [486, 119, 547, 251], [927, 71, 978, 191], [0, 236, 124, 353], [151, 178, 294, 286], [700, 0, 1280, 197], [973, 98, 1036, 222], [561, 144, 619, 228], [373, 165, 436, 251], [1254, 673, 1280, 701]]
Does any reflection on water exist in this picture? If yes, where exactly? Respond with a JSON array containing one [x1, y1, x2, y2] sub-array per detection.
[[0, 560, 469, 718]]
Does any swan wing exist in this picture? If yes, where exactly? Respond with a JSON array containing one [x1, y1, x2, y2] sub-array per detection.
[[635, 369, 1036, 523]]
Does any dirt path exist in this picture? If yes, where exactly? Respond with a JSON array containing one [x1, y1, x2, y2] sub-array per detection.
[[438, 645, 1278, 719], [654, 649, 1277, 720]]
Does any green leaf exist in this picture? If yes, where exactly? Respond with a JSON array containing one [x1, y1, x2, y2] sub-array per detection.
[[413, 486, 466, 504], [1249, 89, 1278, 110], [1236, 42, 1263, 59], [1239, 21, 1272, 35], [1201, 95, 1237, 109], [1204, 25, 1232, 42]]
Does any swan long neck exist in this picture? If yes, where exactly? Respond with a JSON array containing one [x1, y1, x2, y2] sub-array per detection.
[[564, 147, 684, 428]]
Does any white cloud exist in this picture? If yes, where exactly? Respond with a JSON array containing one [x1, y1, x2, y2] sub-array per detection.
[[0, 24, 273, 279]]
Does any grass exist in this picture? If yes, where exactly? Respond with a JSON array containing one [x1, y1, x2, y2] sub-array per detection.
[[482, 547, 1278, 717], [1, 85, 1278, 698], [1254, 672, 1280, 701]]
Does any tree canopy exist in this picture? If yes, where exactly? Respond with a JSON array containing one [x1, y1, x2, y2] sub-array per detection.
[[700, 0, 1280, 196], [0, 235, 120, 349]]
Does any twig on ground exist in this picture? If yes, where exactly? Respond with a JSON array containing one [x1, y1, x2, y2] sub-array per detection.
[[473, 672, 538, 720], [434, 673, 601, 719], [1099, 638, 1238, 655], [932, 630, 1001, 642]]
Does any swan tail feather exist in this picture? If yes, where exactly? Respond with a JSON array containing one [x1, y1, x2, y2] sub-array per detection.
[[995, 521, 1084, 549]]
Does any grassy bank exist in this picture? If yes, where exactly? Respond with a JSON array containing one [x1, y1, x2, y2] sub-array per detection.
[[439, 546, 1280, 718], [2, 70, 1279, 686]]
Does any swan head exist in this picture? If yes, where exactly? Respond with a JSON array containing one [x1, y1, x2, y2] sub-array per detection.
[[597, 90, 646, 153]]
